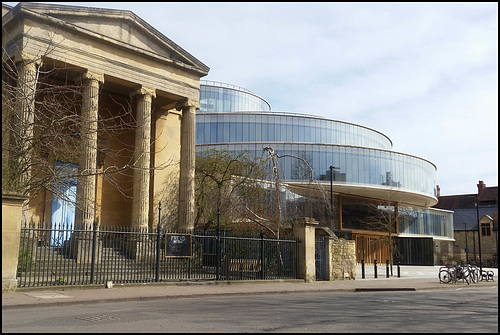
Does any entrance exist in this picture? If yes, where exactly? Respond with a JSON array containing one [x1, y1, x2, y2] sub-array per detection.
[[50, 161, 77, 246], [355, 234, 391, 265], [315, 237, 326, 280]]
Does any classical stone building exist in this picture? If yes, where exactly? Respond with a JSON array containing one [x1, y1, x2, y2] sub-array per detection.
[[2, 3, 209, 237]]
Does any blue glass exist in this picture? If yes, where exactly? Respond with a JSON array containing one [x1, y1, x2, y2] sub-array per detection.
[[196, 113, 392, 149]]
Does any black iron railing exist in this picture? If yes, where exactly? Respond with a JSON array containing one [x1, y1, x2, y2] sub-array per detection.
[[17, 222, 299, 287]]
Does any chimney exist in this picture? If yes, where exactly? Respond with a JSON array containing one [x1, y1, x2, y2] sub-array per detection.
[[436, 185, 440, 197], [477, 180, 486, 195]]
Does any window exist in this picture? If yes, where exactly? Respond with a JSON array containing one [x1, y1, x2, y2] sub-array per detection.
[[481, 222, 491, 236]]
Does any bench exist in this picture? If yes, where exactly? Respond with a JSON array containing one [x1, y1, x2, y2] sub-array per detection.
[[223, 258, 263, 279]]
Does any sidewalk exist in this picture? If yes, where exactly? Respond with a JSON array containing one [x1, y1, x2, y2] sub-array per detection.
[[3, 266, 497, 310]]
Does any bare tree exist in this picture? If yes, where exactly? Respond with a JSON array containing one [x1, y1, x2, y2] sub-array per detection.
[[263, 148, 337, 234], [194, 148, 270, 234], [354, 191, 401, 276], [2, 38, 173, 225]]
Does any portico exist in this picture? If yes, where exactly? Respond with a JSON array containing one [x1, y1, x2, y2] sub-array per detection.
[[2, 3, 209, 237]]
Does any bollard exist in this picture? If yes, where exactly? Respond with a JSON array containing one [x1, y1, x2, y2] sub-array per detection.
[[374, 259, 378, 278], [386, 259, 389, 278], [397, 260, 400, 278], [361, 259, 365, 279]]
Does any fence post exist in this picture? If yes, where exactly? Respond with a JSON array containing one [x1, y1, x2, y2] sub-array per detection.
[[374, 259, 378, 278], [156, 202, 161, 282], [216, 208, 220, 281], [361, 259, 365, 279], [90, 221, 98, 284], [260, 232, 265, 279]]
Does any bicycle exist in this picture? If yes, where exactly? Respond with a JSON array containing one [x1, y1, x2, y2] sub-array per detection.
[[438, 264, 474, 285]]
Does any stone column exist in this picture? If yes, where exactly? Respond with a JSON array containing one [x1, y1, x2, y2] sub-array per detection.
[[68, 71, 103, 264], [176, 99, 199, 231], [131, 87, 155, 231], [293, 217, 319, 282], [14, 53, 41, 226], [127, 87, 155, 261], [75, 71, 104, 231]]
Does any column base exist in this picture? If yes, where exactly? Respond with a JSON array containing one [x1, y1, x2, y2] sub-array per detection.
[[66, 232, 101, 264], [124, 240, 155, 262]]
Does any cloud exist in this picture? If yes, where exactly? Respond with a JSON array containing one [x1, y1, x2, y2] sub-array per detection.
[[5, 1, 496, 195]]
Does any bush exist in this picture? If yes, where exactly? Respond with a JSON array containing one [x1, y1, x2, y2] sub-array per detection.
[[17, 237, 34, 273]]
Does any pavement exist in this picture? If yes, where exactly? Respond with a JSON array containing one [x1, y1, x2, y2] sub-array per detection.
[[2, 265, 497, 310]]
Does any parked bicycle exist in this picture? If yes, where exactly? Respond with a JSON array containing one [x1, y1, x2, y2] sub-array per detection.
[[438, 264, 480, 285]]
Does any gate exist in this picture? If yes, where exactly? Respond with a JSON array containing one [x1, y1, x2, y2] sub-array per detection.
[[315, 237, 326, 280]]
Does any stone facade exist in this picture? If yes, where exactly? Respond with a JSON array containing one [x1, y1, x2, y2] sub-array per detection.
[[435, 225, 498, 266]]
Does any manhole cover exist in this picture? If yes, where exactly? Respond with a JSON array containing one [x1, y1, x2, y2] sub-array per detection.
[[76, 314, 120, 322]]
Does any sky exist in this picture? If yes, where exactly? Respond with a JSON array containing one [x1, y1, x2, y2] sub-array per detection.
[[5, 2, 498, 196]]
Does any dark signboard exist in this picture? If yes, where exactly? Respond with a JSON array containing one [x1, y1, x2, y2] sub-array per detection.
[[165, 234, 192, 257]]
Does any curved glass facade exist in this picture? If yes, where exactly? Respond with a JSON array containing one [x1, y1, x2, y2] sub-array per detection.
[[197, 142, 437, 199], [196, 81, 437, 199], [199, 80, 271, 113], [196, 112, 392, 149]]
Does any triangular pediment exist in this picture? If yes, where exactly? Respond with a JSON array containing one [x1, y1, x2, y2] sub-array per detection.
[[7, 3, 209, 75]]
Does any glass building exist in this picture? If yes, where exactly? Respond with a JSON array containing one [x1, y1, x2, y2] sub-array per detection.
[[196, 80, 454, 265]]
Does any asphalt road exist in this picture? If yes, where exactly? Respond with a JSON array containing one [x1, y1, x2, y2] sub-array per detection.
[[2, 286, 497, 333]]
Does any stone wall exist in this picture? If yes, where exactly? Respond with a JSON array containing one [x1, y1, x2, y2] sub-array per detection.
[[435, 231, 498, 266], [330, 239, 356, 280]]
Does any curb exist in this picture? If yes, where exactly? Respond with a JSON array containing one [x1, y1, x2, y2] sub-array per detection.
[[354, 288, 416, 292]]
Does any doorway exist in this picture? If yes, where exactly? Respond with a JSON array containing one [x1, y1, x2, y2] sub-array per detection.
[[355, 234, 391, 265], [50, 161, 77, 246]]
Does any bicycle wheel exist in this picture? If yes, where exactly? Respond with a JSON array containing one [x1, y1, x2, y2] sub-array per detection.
[[469, 266, 479, 283], [439, 269, 452, 283], [461, 267, 471, 285]]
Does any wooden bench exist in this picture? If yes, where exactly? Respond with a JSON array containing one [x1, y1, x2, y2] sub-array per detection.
[[223, 258, 262, 279]]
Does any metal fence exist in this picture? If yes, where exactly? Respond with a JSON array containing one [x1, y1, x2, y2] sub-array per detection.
[[17, 222, 299, 287]]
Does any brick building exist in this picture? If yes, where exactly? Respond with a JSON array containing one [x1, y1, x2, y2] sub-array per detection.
[[433, 181, 498, 266]]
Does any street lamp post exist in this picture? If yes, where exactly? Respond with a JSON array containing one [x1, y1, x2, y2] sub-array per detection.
[[464, 223, 468, 264], [329, 166, 339, 208], [476, 194, 482, 275]]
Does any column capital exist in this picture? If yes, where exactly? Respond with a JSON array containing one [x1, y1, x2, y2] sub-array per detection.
[[131, 86, 156, 99], [13, 51, 43, 67], [175, 98, 200, 112], [76, 70, 104, 84]]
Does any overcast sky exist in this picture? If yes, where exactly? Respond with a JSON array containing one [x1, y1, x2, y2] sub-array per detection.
[[6, 2, 498, 196]]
